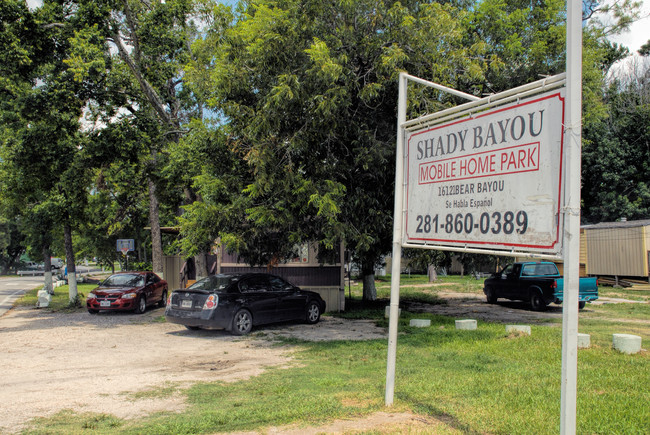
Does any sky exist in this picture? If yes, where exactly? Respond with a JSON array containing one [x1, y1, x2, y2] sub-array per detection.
[[607, 0, 650, 53]]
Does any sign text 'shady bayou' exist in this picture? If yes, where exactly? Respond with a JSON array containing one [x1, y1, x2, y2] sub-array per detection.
[[405, 90, 565, 253]]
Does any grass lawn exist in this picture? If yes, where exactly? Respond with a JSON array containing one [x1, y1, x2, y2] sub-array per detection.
[[19, 275, 649, 434], [16, 282, 97, 312]]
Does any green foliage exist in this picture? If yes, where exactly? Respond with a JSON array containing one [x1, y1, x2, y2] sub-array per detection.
[[1, 0, 648, 302], [640, 39, 650, 57], [128, 261, 153, 271], [582, 60, 650, 222], [195, 0, 487, 275], [0, 217, 25, 274], [463, 0, 567, 94]]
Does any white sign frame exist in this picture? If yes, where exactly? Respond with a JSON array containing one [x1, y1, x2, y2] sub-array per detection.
[[404, 90, 565, 254], [386, 33, 583, 432]]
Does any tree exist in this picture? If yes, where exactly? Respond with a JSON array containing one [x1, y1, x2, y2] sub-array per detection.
[[640, 39, 650, 57], [0, 218, 25, 275], [70, 0, 219, 279], [582, 57, 650, 222], [77, 117, 157, 273], [199, 0, 488, 301], [0, 0, 93, 299]]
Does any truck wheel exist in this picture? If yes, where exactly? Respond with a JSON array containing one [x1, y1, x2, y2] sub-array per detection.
[[485, 287, 497, 304], [578, 301, 586, 310], [530, 293, 547, 311]]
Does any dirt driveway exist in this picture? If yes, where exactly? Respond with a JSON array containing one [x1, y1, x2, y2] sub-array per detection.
[[0, 290, 628, 434], [0, 304, 390, 434]]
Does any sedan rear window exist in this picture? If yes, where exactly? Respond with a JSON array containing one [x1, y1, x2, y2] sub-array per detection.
[[188, 275, 236, 291], [102, 274, 145, 287]]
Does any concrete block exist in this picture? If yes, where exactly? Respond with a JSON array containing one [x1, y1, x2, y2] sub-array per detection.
[[409, 319, 431, 328], [612, 334, 642, 354], [455, 319, 477, 330], [505, 325, 531, 335], [36, 290, 51, 308], [384, 306, 401, 319], [577, 333, 591, 349]]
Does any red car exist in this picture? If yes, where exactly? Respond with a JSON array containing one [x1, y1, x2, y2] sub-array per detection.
[[87, 272, 168, 314]]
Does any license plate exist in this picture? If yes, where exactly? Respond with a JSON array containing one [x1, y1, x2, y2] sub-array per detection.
[[100, 300, 111, 307], [181, 299, 193, 308]]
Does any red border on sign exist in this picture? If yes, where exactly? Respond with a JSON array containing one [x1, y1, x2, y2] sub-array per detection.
[[405, 91, 565, 250]]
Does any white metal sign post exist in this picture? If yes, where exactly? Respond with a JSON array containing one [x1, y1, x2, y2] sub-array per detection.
[[561, 0, 582, 433]]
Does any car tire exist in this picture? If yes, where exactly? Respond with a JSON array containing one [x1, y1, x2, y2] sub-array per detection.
[[485, 287, 497, 304], [185, 325, 201, 331], [578, 301, 586, 310], [135, 296, 146, 314], [231, 309, 253, 335], [88, 309, 99, 314], [530, 292, 547, 311], [305, 301, 321, 324], [158, 290, 168, 308]]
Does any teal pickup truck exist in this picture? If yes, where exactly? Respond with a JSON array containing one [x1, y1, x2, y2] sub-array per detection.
[[483, 261, 598, 311]]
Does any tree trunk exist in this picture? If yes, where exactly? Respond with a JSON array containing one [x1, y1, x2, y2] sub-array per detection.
[[64, 223, 77, 303], [361, 261, 377, 301], [42, 246, 53, 295], [148, 177, 163, 277], [428, 264, 437, 283], [194, 253, 208, 281]]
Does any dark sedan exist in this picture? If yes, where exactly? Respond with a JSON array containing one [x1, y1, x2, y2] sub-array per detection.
[[87, 272, 168, 314], [165, 273, 326, 335]]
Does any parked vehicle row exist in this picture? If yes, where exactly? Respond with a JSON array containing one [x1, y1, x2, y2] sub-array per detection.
[[86, 272, 326, 335], [86, 262, 594, 335]]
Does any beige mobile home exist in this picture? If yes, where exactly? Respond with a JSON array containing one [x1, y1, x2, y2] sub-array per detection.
[[583, 219, 650, 281]]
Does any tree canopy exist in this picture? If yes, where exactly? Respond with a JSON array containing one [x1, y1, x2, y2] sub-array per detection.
[[0, 0, 647, 302]]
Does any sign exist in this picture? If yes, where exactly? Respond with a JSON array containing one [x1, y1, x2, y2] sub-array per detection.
[[404, 90, 565, 254], [116, 239, 135, 253]]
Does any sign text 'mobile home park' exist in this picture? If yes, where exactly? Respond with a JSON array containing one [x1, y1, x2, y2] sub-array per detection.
[[405, 90, 565, 253]]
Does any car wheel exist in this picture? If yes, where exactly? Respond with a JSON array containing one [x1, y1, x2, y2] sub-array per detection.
[[185, 325, 201, 331], [578, 301, 586, 310], [530, 292, 547, 311], [88, 309, 99, 314], [305, 301, 321, 324], [485, 287, 497, 304], [231, 309, 253, 335], [135, 296, 146, 314], [158, 290, 168, 308]]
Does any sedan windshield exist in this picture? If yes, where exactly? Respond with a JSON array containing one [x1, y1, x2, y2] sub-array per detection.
[[102, 274, 145, 287], [188, 275, 236, 292]]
